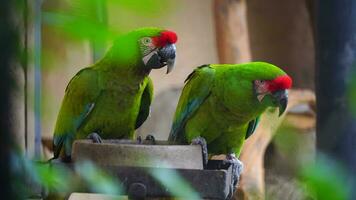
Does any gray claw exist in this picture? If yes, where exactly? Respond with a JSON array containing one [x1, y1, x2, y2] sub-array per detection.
[[191, 136, 208, 167], [136, 135, 143, 144], [145, 134, 156, 145], [224, 154, 243, 190], [87, 132, 102, 143]]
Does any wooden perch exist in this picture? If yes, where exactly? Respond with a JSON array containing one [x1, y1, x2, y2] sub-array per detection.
[[236, 89, 316, 200]]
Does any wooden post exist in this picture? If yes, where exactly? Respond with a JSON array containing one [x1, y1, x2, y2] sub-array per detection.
[[213, 0, 251, 63]]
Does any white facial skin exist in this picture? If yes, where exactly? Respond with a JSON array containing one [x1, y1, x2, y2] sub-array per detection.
[[139, 36, 176, 74], [140, 37, 157, 65], [254, 80, 270, 102]]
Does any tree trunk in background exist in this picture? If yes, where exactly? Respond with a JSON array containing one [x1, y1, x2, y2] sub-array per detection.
[[315, 0, 356, 198], [0, 0, 19, 199], [246, 0, 315, 89], [213, 0, 251, 63]]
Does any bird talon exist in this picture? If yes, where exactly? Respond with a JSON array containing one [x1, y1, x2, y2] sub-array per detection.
[[224, 154, 243, 191], [191, 136, 208, 168], [136, 135, 143, 144], [145, 134, 156, 145], [87, 132, 102, 143]]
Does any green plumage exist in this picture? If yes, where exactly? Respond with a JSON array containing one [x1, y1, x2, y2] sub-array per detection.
[[53, 28, 164, 158], [169, 62, 287, 157]]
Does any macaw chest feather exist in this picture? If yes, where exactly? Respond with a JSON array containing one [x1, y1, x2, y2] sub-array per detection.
[[77, 83, 145, 139]]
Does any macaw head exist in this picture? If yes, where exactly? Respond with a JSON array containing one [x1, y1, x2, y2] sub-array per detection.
[[108, 27, 178, 74], [138, 29, 177, 74], [253, 64, 292, 116]]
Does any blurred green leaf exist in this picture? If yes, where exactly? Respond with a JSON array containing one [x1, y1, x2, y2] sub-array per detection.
[[42, 0, 174, 41], [148, 162, 200, 200], [75, 161, 123, 195], [11, 152, 73, 196], [107, 0, 173, 14], [33, 162, 73, 192], [11, 153, 123, 198], [43, 12, 116, 41], [299, 155, 350, 200]]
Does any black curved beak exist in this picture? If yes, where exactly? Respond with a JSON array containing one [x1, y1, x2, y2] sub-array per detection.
[[272, 90, 288, 116], [158, 44, 176, 74], [143, 44, 176, 73]]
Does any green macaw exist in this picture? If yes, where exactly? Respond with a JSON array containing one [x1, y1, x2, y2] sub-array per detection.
[[168, 62, 292, 187], [53, 27, 178, 161]]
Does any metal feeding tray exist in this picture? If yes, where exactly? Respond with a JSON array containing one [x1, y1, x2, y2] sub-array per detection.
[[72, 139, 204, 170], [60, 140, 236, 199], [100, 160, 234, 199]]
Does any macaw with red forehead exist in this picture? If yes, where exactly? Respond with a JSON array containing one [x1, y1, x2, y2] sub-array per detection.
[[168, 62, 292, 187], [53, 27, 178, 160]]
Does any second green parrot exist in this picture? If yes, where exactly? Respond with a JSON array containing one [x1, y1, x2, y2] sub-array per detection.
[[168, 62, 292, 188], [53, 27, 178, 161]]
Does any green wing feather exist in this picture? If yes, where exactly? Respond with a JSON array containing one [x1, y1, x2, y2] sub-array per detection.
[[135, 77, 153, 129], [53, 67, 101, 158], [245, 116, 260, 139], [168, 65, 215, 143]]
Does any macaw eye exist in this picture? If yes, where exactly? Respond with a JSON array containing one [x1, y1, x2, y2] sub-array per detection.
[[141, 37, 152, 46], [255, 80, 265, 85]]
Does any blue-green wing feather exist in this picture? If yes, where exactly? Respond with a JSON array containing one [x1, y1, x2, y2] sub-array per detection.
[[168, 65, 215, 143], [53, 67, 101, 158]]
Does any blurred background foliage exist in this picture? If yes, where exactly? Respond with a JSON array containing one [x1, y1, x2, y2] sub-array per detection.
[[149, 166, 201, 199], [265, 124, 352, 200], [299, 155, 351, 200], [11, 152, 123, 198], [2, 0, 356, 199], [10, 151, 201, 199], [42, 0, 174, 42]]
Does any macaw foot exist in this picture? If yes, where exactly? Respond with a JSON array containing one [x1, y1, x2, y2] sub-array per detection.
[[224, 154, 244, 191], [48, 157, 61, 164], [48, 155, 72, 163], [145, 134, 156, 145], [87, 132, 102, 143], [136, 135, 143, 144], [136, 134, 156, 145], [191, 136, 208, 167], [62, 156, 72, 163]]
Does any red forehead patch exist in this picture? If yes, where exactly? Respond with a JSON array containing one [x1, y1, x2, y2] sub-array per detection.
[[268, 75, 292, 92], [153, 30, 178, 47]]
